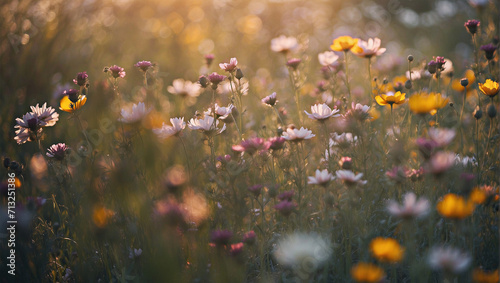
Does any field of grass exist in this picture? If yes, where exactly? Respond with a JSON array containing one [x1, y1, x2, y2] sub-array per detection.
[[0, 0, 499, 282]]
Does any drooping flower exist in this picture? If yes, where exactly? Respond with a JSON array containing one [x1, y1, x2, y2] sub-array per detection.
[[274, 232, 332, 273], [134, 60, 153, 72], [219, 57, 238, 72], [59, 89, 87, 113], [375, 91, 406, 107], [271, 35, 299, 53], [188, 115, 226, 135], [478, 79, 499, 98], [335, 170, 367, 186], [118, 102, 151, 124], [261, 92, 278, 107], [108, 65, 126, 78], [387, 192, 430, 219], [318, 51, 340, 67], [167, 79, 202, 98], [282, 127, 315, 141], [369, 237, 405, 263], [351, 37, 386, 58], [30, 103, 59, 127], [46, 143, 70, 161], [330, 35, 358, 52], [304, 103, 340, 121], [437, 193, 475, 219], [308, 169, 335, 187], [153, 117, 186, 139], [351, 262, 386, 283], [428, 246, 471, 274]]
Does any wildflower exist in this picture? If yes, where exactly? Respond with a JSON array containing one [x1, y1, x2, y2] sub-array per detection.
[[46, 143, 70, 161], [375, 91, 406, 107], [167, 79, 202, 98], [134, 60, 153, 72], [429, 151, 456, 175], [73, 71, 88, 87], [469, 187, 487, 204], [153, 117, 186, 139], [274, 200, 296, 217], [437, 193, 475, 219], [59, 89, 87, 113], [282, 127, 315, 141], [232, 138, 269, 155], [478, 79, 499, 98], [428, 128, 456, 147], [207, 72, 227, 89], [452, 70, 476, 93], [352, 38, 386, 58], [385, 166, 407, 183], [339, 156, 352, 169], [261, 92, 278, 107], [330, 132, 358, 148], [243, 231, 256, 245], [473, 106, 483, 119], [305, 103, 340, 121], [455, 155, 478, 167], [14, 113, 45, 144], [336, 170, 367, 186], [108, 65, 126, 78], [229, 242, 244, 256], [465, 20, 480, 35], [428, 246, 471, 274], [351, 262, 386, 283], [415, 138, 438, 159], [473, 268, 499, 283], [370, 237, 404, 263], [30, 103, 59, 127], [204, 54, 215, 66], [480, 44, 497, 61], [274, 232, 332, 273], [267, 137, 286, 150], [278, 190, 295, 201], [330, 35, 358, 52], [286, 58, 301, 70], [308, 169, 334, 187], [198, 75, 210, 88], [408, 92, 448, 115], [387, 192, 430, 219], [248, 185, 263, 197], [213, 103, 234, 120], [210, 230, 233, 247], [219, 57, 238, 72], [119, 102, 151, 124], [347, 103, 371, 121], [129, 248, 143, 259], [270, 35, 298, 53], [235, 68, 244, 80], [487, 103, 497, 118], [318, 51, 339, 66], [188, 115, 226, 135]]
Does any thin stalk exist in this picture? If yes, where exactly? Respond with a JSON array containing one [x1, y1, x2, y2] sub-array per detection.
[[74, 114, 91, 146], [289, 70, 303, 123], [273, 106, 285, 126], [367, 57, 373, 98], [481, 118, 494, 169], [344, 51, 352, 100], [178, 136, 192, 178]]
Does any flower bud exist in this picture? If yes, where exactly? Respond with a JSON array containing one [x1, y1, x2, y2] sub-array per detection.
[[407, 55, 414, 62], [428, 61, 437, 74], [487, 103, 497, 118], [473, 106, 483, 120], [404, 80, 412, 90], [460, 78, 469, 87], [235, 68, 244, 80], [198, 76, 209, 88]]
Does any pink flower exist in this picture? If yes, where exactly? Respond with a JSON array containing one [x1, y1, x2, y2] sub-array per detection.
[[134, 60, 153, 72], [387, 192, 430, 219], [428, 151, 456, 175], [232, 137, 269, 155], [46, 143, 70, 161], [262, 92, 278, 107], [108, 65, 126, 78], [219, 58, 238, 72], [274, 200, 297, 217], [267, 137, 286, 150]]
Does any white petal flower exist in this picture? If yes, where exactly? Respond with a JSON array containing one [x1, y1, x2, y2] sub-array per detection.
[[14, 112, 45, 144], [153, 117, 186, 139], [219, 57, 238, 72], [304, 103, 340, 120], [353, 37, 386, 58], [30, 103, 59, 127], [188, 115, 226, 135], [387, 192, 430, 219], [271, 35, 299, 53], [274, 232, 332, 274], [318, 51, 339, 67], [282, 127, 315, 141], [428, 128, 456, 147], [167, 79, 202, 98], [335, 170, 367, 186], [118, 102, 151, 123], [428, 246, 471, 274], [308, 169, 334, 186], [329, 132, 358, 148]]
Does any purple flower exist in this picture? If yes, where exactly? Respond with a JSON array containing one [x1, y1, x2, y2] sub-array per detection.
[[64, 89, 80, 103], [428, 60, 437, 74], [286, 58, 301, 70], [243, 231, 256, 245], [277, 190, 294, 201], [261, 92, 278, 107], [232, 138, 269, 155], [109, 65, 126, 78], [248, 184, 263, 197], [204, 54, 215, 66], [73, 72, 88, 86], [210, 230, 233, 247], [480, 44, 497, 60], [267, 137, 286, 150], [464, 20, 480, 35], [274, 200, 297, 217], [208, 72, 227, 89], [46, 143, 70, 161], [134, 60, 153, 72], [416, 138, 438, 160]]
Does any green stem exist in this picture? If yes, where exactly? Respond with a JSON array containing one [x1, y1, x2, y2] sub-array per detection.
[[178, 136, 192, 178], [344, 51, 352, 101]]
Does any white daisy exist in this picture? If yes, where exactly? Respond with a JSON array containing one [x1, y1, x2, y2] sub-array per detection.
[[271, 35, 299, 53], [308, 169, 335, 186], [304, 103, 340, 121], [153, 117, 186, 139], [335, 170, 367, 186], [118, 102, 151, 124], [387, 192, 430, 219], [282, 127, 315, 141]]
